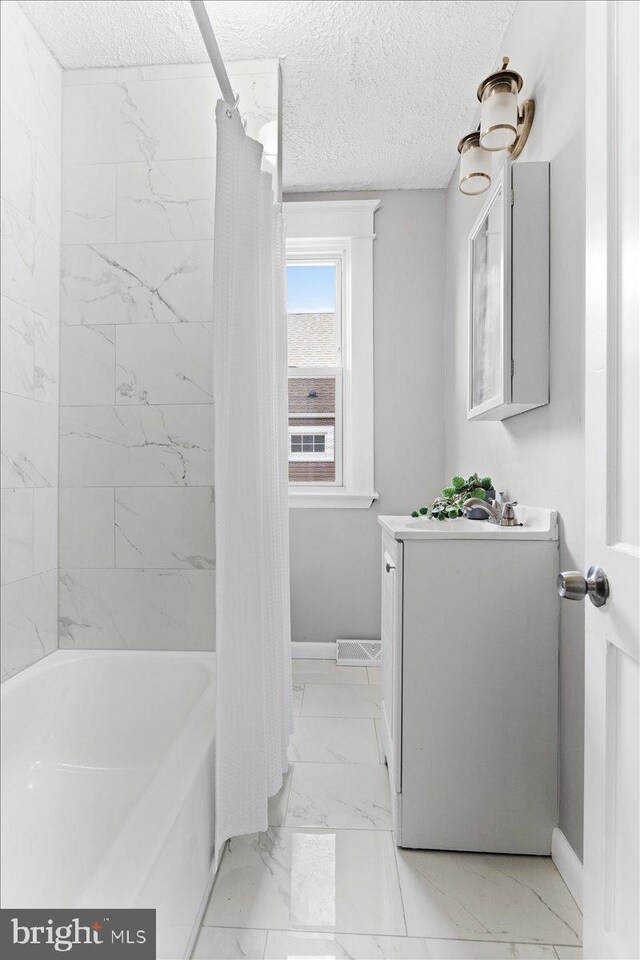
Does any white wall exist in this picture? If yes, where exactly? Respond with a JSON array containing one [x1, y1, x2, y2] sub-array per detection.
[[0, 0, 61, 680], [286, 190, 446, 645], [57, 62, 278, 651], [444, 0, 586, 857]]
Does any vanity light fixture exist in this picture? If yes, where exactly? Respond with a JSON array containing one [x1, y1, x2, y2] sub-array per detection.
[[457, 130, 492, 195], [457, 57, 535, 195]]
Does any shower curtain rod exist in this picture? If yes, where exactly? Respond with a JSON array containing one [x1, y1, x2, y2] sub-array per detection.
[[190, 0, 236, 107]]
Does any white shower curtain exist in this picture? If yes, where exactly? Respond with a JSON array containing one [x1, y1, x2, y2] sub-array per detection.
[[212, 99, 292, 850]]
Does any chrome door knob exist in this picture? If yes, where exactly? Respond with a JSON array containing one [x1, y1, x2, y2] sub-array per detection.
[[557, 566, 609, 607]]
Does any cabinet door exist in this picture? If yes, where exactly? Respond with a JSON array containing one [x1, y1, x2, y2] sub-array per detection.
[[381, 535, 402, 794]]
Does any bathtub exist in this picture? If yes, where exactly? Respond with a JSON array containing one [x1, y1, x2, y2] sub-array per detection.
[[1, 649, 216, 960]]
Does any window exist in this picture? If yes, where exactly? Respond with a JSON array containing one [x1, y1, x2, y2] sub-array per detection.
[[284, 200, 379, 509], [287, 260, 342, 485]]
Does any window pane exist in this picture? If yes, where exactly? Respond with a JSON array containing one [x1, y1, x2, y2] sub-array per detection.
[[287, 263, 338, 367], [288, 376, 337, 483]]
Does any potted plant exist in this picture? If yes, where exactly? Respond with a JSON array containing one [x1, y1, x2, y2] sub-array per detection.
[[411, 474, 496, 521]]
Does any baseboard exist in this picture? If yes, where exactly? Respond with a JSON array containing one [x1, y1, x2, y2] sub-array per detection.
[[291, 641, 336, 660], [552, 826, 583, 910]]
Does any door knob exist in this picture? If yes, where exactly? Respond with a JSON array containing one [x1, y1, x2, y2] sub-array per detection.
[[557, 566, 609, 607], [385, 561, 395, 573]]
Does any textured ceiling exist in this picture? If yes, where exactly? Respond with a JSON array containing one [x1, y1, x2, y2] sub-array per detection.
[[17, 0, 518, 191]]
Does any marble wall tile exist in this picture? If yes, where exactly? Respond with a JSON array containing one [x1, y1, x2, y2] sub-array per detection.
[[0, 1, 62, 160], [59, 404, 214, 487], [1, 299, 58, 404], [1, 394, 58, 488], [59, 568, 215, 650], [1, 0, 61, 680], [61, 240, 213, 326], [59, 488, 114, 568], [1, 569, 57, 680], [231, 72, 279, 142], [1, 104, 34, 221], [33, 487, 58, 575], [116, 159, 216, 243], [34, 141, 61, 239], [115, 486, 214, 569], [1, 296, 34, 399], [60, 325, 115, 405], [62, 78, 217, 165], [1, 200, 60, 322], [0, 488, 33, 584], [62, 164, 117, 244], [115, 323, 214, 404], [62, 83, 140, 166], [33, 314, 59, 404]]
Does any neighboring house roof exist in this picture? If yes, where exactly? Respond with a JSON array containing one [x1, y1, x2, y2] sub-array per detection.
[[287, 312, 335, 367]]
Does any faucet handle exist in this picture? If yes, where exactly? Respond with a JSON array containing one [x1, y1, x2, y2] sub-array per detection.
[[500, 500, 519, 524]]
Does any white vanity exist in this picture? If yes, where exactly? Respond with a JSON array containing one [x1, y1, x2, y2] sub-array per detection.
[[378, 507, 559, 854]]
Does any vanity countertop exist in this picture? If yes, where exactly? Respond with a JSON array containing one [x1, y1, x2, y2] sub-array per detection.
[[378, 506, 558, 541]]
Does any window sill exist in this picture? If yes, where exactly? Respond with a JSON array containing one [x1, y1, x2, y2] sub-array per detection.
[[289, 489, 379, 509]]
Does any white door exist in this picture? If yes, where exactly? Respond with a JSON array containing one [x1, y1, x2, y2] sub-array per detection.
[[581, 2, 639, 957]]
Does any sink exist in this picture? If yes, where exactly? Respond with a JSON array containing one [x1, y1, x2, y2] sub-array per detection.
[[378, 505, 558, 541]]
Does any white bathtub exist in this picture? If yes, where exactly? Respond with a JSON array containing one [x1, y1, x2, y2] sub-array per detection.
[[1, 649, 216, 960]]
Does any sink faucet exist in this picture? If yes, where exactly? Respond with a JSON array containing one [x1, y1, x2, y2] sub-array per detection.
[[462, 495, 521, 526]]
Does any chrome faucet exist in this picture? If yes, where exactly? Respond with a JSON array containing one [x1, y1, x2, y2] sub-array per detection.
[[462, 494, 521, 526]]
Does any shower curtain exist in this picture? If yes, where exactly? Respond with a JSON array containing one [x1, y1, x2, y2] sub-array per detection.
[[212, 99, 292, 850]]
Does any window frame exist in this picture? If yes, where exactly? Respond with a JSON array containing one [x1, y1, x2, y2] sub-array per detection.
[[284, 199, 380, 509]]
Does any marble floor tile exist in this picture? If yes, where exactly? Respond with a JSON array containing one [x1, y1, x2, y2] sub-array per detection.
[[192, 926, 266, 960], [264, 931, 559, 959], [268, 766, 293, 827], [292, 683, 304, 716], [292, 659, 368, 685], [204, 827, 406, 936], [367, 666, 381, 685], [302, 683, 381, 719], [554, 948, 582, 959], [395, 850, 582, 945], [286, 763, 391, 830], [374, 719, 386, 764], [288, 717, 379, 764]]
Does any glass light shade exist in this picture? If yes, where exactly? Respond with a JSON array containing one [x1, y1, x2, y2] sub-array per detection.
[[479, 80, 519, 151], [458, 134, 491, 195]]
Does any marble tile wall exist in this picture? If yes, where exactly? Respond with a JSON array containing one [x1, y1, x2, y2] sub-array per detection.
[[0, 1, 62, 680], [58, 61, 279, 651]]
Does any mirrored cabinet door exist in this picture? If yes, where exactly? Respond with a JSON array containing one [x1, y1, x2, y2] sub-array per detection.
[[470, 182, 506, 411], [467, 162, 549, 422]]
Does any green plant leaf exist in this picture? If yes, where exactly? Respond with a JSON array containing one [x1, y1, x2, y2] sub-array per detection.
[[451, 476, 465, 490], [480, 477, 492, 489], [442, 486, 456, 498], [411, 510, 419, 518], [419, 506, 428, 515], [471, 487, 486, 500]]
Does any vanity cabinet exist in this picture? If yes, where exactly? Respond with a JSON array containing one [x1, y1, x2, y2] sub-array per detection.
[[379, 510, 559, 854]]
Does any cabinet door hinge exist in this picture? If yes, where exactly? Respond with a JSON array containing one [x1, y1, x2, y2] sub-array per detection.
[[510, 188, 515, 206], [510, 359, 515, 377]]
